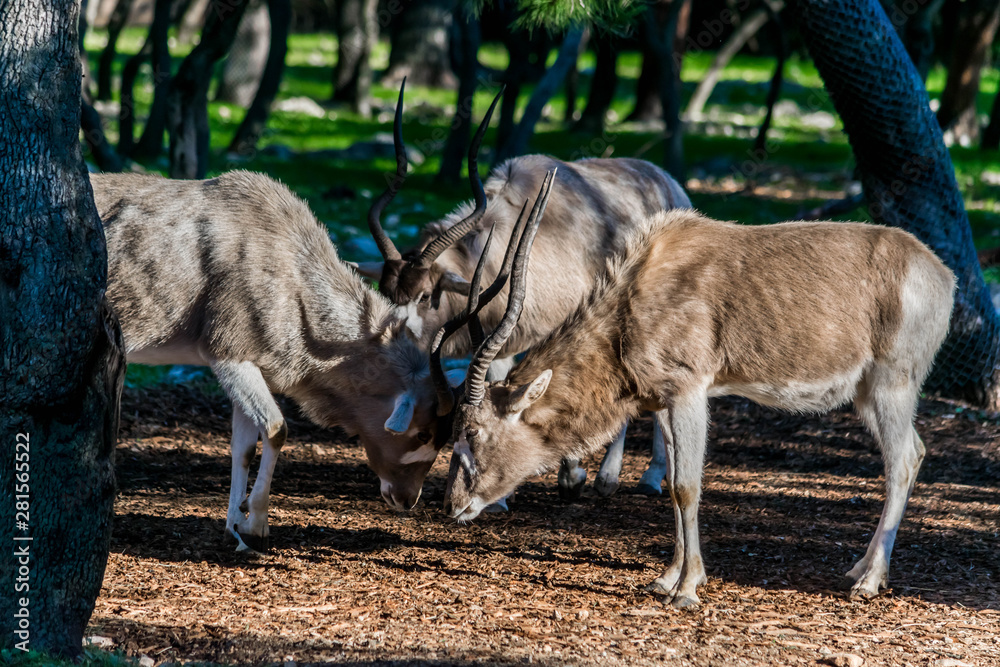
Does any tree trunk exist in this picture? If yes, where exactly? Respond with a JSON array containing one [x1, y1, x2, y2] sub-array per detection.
[[383, 0, 456, 88], [227, 0, 291, 158], [167, 0, 251, 178], [331, 0, 378, 115], [795, 0, 1000, 408], [573, 33, 618, 134], [96, 0, 135, 101], [438, 4, 481, 185], [879, 0, 946, 81], [133, 0, 175, 160], [628, 42, 662, 122], [982, 88, 1000, 150], [0, 0, 124, 658], [216, 0, 270, 106], [647, 0, 688, 180], [935, 0, 1000, 144], [493, 26, 585, 165], [686, 2, 782, 119]]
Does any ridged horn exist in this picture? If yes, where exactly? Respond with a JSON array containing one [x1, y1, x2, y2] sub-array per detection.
[[366, 79, 407, 262], [416, 87, 505, 267], [464, 169, 556, 406]]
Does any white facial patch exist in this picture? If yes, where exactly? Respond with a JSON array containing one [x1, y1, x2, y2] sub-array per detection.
[[399, 442, 438, 465], [384, 392, 416, 434], [453, 437, 477, 476]]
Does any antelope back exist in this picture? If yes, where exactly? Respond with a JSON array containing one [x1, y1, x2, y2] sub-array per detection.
[[93, 170, 441, 501], [419, 155, 692, 356]]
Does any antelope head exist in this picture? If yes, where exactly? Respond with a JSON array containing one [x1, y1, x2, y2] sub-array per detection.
[[429, 171, 558, 522], [360, 81, 504, 314]]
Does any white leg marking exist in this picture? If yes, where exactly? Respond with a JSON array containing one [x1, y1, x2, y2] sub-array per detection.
[[595, 423, 628, 497], [848, 367, 924, 598], [211, 359, 284, 551], [648, 394, 709, 608], [637, 420, 668, 495]]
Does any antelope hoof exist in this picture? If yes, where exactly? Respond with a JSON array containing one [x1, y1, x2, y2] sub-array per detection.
[[644, 580, 673, 596], [670, 594, 700, 609], [635, 482, 662, 496], [233, 527, 269, 554], [558, 468, 587, 501], [846, 572, 887, 600], [593, 475, 619, 498]]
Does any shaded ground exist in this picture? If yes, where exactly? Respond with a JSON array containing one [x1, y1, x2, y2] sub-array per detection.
[[89, 382, 1000, 666]]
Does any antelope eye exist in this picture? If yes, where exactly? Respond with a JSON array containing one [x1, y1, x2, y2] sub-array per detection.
[[466, 429, 479, 439], [417, 431, 432, 444]]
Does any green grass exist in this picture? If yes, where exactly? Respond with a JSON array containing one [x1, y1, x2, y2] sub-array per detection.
[[83, 29, 999, 261]]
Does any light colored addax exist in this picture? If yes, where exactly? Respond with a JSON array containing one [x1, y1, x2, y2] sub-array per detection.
[[443, 208, 955, 607], [360, 84, 693, 499], [93, 170, 440, 552]]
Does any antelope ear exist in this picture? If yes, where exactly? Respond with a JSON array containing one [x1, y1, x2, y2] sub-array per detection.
[[438, 271, 471, 295], [385, 391, 417, 434], [351, 261, 385, 280], [507, 369, 552, 415], [445, 368, 466, 388]]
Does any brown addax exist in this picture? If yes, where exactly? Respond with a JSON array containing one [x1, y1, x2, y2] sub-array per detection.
[[440, 201, 956, 607]]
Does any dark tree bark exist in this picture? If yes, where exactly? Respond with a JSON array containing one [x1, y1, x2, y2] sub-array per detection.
[[628, 42, 662, 122], [117, 0, 173, 159], [216, 0, 270, 106], [227, 0, 291, 158], [573, 33, 618, 135], [383, 0, 456, 88], [646, 0, 689, 180], [983, 88, 1000, 150], [0, 0, 124, 658], [796, 0, 1000, 408], [229, 0, 292, 157], [331, 0, 378, 115], [686, 1, 782, 119], [879, 0, 946, 81], [438, 4, 481, 185], [133, 0, 175, 160], [96, 0, 136, 101], [935, 0, 1000, 143], [750, 1, 786, 160], [167, 0, 251, 178], [494, 27, 585, 165]]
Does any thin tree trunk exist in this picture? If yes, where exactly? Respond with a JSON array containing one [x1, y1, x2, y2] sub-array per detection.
[[96, 0, 135, 101], [879, 0, 946, 81], [117, 35, 151, 157], [331, 0, 378, 114], [227, 0, 291, 158], [936, 0, 1000, 144], [750, 1, 786, 159], [438, 4, 481, 185], [495, 38, 531, 153], [982, 88, 1000, 150], [796, 0, 1000, 408], [167, 0, 251, 178], [383, 0, 456, 88], [562, 31, 588, 124], [646, 0, 688, 180], [493, 27, 585, 165], [216, 0, 270, 106], [573, 33, 618, 134], [628, 42, 662, 122], [133, 0, 175, 160], [686, 1, 784, 119], [0, 0, 124, 657]]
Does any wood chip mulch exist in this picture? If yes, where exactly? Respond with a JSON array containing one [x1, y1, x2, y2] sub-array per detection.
[[88, 382, 1000, 666]]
